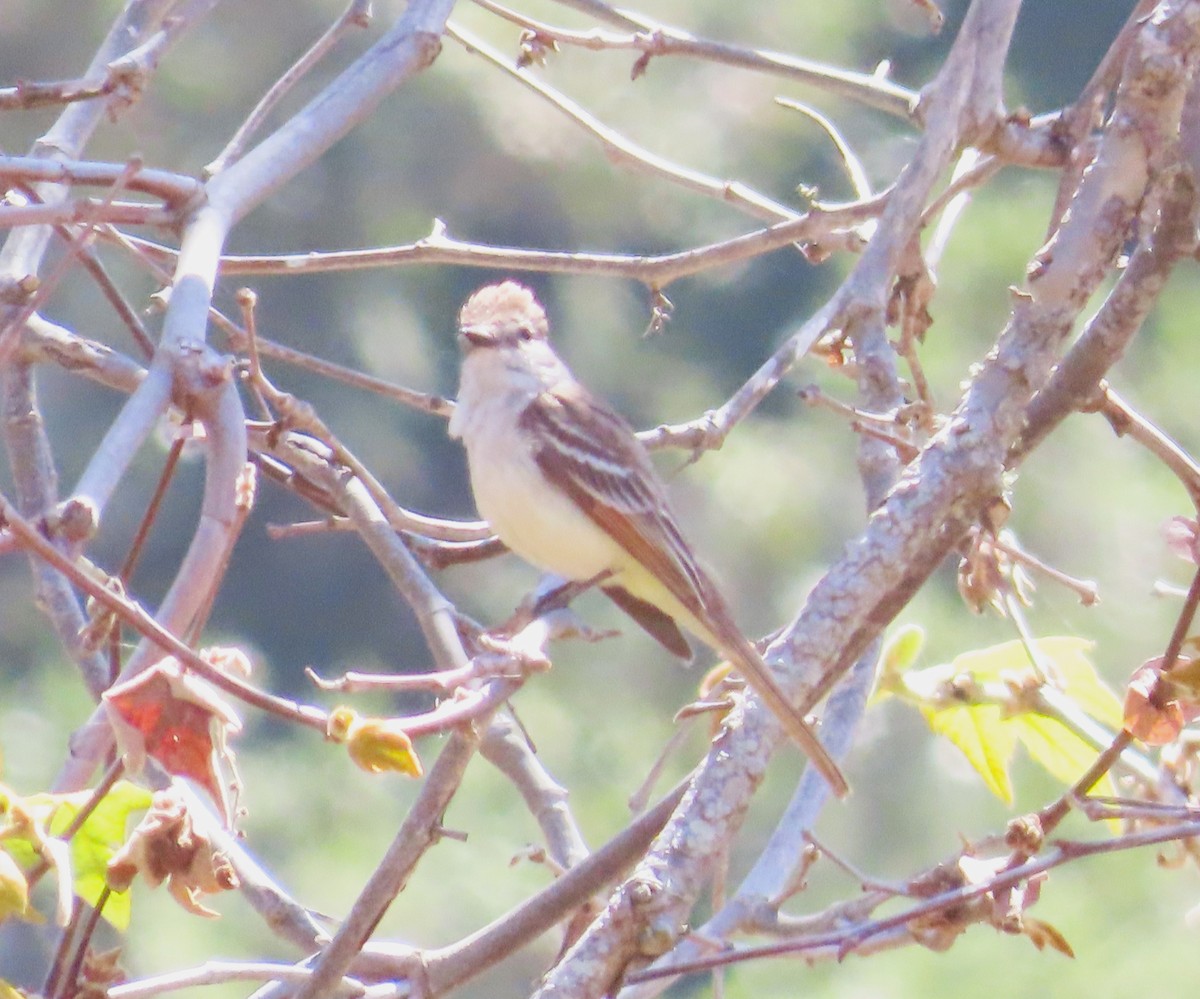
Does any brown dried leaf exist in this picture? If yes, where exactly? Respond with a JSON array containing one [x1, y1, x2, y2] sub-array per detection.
[[78, 945, 126, 996], [888, 239, 937, 341], [1124, 657, 1200, 745], [1024, 917, 1075, 957], [516, 29, 559, 69], [106, 787, 238, 918]]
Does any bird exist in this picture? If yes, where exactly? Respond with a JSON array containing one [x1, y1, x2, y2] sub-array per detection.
[[448, 281, 848, 797]]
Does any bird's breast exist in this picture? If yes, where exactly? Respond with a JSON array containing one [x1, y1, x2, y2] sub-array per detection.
[[460, 407, 619, 582]]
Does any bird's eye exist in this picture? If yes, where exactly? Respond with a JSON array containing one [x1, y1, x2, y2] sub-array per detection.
[[516, 326, 534, 341]]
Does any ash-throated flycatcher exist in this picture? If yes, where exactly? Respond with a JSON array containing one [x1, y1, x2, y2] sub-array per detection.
[[449, 281, 848, 797]]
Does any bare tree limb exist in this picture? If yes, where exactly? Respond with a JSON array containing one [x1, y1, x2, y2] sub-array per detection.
[[293, 718, 491, 999], [538, 0, 918, 119], [108, 209, 880, 286], [445, 22, 804, 225], [205, 0, 375, 177], [480, 711, 591, 870]]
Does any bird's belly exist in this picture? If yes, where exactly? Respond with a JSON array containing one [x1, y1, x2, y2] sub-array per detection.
[[469, 443, 618, 582]]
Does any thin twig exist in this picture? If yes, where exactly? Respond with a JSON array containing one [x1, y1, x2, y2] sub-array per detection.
[[446, 21, 803, 225], [293, 722, 490, 999], [205, 0, 374, 176], [0, 154, 201, 208], [481, 711, 591, 870], [627, 818, 1200, 980], [108, 203, 881, 286], [242, 379, 491, 545], [0, 76, 118, 111], [775, 98, 872, 201], [1040, 566, 1200, 837], [1094, 384, 1200, 509], [108, 224, 458, 416], [988, 531, 1099, 605], [0, 158, 146, 364], [472, 0, 917, 119], [108, 962, 366, 999], [0, 492, 329, 732], [418, 776, 692, 996]]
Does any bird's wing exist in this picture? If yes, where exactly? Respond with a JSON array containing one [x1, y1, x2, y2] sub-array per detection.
[[600, 582, 693, 660], [520, 384, 714, 627], [523, 387, 850, 796]]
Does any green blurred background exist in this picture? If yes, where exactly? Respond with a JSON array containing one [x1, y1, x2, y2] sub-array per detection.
[[4, 0, 1200, 995]]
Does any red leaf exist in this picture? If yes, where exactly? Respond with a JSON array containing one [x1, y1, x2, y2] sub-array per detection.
[[103, 653, 243, 824]]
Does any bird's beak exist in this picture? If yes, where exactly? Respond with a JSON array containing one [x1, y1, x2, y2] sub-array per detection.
[[457, 324, 493, 349]]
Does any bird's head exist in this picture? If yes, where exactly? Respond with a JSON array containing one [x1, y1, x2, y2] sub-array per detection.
[[456, 281, 549, 352]]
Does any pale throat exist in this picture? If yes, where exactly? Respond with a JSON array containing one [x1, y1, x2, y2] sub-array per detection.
[[450, 347, 546, 440]]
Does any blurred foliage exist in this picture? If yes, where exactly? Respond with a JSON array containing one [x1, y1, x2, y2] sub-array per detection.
[[4, 0, 1200, 997]]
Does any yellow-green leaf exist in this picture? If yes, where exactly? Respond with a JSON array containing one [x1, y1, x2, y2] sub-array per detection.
[[1012, 713, 1116, 798], [329, 708, 424, 778], [898, 637, 1123, 801], [0, 849, 30, 923], [346, 720, 424, 777], [54, 782, 151, 930], [947, 639, 1031, 682], [10, 782, 152, 931], [921, 703, 1017, 802], [1033, 637, 1123, 728], [882, 625, 926, 678], [951, 638, 1121, 727]]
